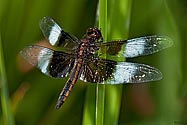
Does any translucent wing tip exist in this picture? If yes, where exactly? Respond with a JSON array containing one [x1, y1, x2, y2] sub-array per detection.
[[19, 45, 33, 57], [19, 45, 38, 66], [126, 64, 163, 83], [19, 45, 53, 67], [39, 16, 52, 30], [155, 35, 173, 49], [39, 16, 52, 25], [147, 65, 163, 82]]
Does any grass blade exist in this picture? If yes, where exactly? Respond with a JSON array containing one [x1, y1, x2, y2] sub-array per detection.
[[95, 0, 107, 125], [105, 0, 132, 125], [0, 33, 15, 125]]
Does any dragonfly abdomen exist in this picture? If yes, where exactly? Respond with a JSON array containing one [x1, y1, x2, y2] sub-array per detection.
[[56, 61, 82, 109]]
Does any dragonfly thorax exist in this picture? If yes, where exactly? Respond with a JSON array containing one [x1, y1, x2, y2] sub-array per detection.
[[76, 38, 99, 61]]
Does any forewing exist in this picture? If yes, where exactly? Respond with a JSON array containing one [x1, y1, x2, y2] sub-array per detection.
[[98, 36, 172, 60], [79, 59, 162, 84], [20, 45, 75, 78], [39, 17, 79, 49]]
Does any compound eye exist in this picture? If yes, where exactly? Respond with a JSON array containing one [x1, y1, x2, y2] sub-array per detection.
[[87, 30, 94, 35], [87, 28, 97, 36]]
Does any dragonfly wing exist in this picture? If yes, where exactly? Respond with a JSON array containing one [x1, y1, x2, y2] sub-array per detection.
[[98, 36, 172, 60], [20, 45, 75, 78], [79, 59, 162, 84], [39, 17, 79, 49]]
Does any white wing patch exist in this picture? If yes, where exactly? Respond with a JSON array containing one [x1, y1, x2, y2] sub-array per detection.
[[124, 38, 145, 58], [48, 23, 62, 46], [124, 36, 173, 58], [106, 62, 162, 84], [39, 17, 62, 46], [37, 48, 53, 74]]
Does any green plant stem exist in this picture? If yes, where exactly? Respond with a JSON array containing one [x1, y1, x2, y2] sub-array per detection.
[[99, 0, 107, 39], [105, 0, 132, 124], [95, 0, 107, 125], [82, 85, 96, 125], [0, 33, 14, 125]]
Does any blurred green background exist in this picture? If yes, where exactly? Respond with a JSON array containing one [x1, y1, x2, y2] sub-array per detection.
[[0, 0, 186, 125]]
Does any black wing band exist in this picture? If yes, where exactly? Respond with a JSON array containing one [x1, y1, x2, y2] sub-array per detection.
[[20, 45, 75, 78], [79, 59, 117, 83], [98, 36, 172, 60], [79, 59, 162, 84]]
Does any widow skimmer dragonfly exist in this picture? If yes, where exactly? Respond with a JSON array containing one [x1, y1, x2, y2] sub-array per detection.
[[20, 17, 172, 109]]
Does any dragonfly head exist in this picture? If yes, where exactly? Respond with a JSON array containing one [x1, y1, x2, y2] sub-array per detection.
[[86, 28, 102, 41]]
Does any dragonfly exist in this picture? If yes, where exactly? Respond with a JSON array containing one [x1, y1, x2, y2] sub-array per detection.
[[20, 17, 172, 109]]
